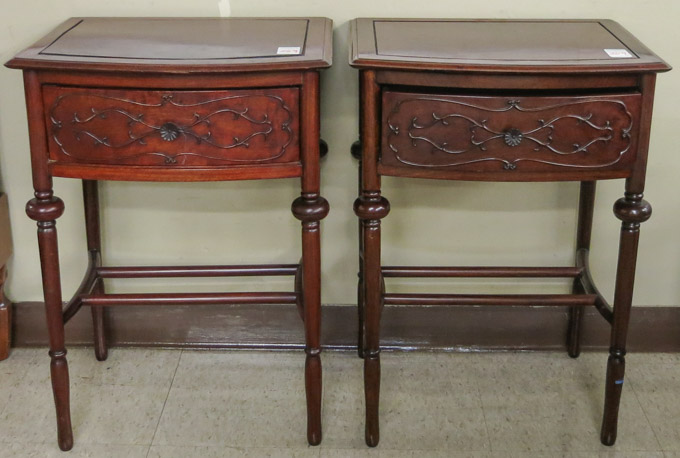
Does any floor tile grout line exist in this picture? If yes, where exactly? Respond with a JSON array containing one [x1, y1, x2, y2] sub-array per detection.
[[477, 389, 493, 454], [470, 359, 493, 454], [146, 348, 183, 458], [628, 369, 665, 452]]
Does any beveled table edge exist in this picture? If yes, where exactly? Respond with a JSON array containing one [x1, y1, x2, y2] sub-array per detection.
[[348, 18, 671, 74], [6, 17, 333, 73]]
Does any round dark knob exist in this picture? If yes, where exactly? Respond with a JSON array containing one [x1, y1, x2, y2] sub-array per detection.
[[351, 140, 362, 159], [159, 123, 180, 142], [319, 139, 329, 158], [503, 128, 523, 147]]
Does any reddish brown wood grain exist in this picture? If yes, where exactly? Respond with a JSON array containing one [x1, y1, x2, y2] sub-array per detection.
[[382, 91, 642, 179], [0, 266, 10, 361], [44, 86, 300, 168]]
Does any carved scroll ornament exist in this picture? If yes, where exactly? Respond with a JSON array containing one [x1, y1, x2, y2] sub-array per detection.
[[47, 89, 297, 166], [386, 96, 636, 171]]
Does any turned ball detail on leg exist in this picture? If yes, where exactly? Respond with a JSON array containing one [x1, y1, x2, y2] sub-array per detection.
[[601, 192, 651, 446], [26, 193, 64, 222], [292, 193, 328, 446], [26, 192, 73, 451], [291, 195, 330, 223], [355, 191, 389, 447], [613, 193, 652, 225]]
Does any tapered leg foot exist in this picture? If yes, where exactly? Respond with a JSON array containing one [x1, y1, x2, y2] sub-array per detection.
[[364, 352, 380, 447], [0, 266, 9, 361], [91, 305, 108, 361], [305, 350, 322, 445], [355, 192, 388, 448], [599, 191, 651, 445], [292, 193, 328, 446], [567, 306, 583, 358], [357, 273, 365, 359], [50, 350, 73, 451], [27, 193, 72, 451], [600, 349, 625, 446]]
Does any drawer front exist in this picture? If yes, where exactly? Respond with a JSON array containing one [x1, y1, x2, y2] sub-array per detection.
[[382, 91, 641, 176], [43, 86, 299, 167]]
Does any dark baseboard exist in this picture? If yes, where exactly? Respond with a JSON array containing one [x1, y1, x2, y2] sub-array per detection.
[[11, 301, 680, 352]]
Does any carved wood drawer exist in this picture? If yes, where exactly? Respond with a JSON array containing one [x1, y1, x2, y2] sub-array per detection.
[[381, 91, 642, 179], [43, 86, 300, 167]]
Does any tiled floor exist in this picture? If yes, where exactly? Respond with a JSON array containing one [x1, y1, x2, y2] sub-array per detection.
[[1, 348, 679, 457]]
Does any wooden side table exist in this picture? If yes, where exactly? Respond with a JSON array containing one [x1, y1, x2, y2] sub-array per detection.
[[0, 266, 9, 361], [6, 17, 332, 450], [350, 18, 670, 447], [0, 193, 11, 361]]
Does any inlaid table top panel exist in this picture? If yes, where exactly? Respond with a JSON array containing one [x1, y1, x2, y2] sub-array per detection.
[[7, 17, 333, 73], [350, 18, 670, 73]]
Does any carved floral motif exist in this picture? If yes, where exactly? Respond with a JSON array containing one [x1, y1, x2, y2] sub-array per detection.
[[48, 90, 296, 166], [386, 96, 635, 171]]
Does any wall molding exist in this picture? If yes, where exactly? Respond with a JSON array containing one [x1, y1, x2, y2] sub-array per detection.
[[10, 301, 680, 352]]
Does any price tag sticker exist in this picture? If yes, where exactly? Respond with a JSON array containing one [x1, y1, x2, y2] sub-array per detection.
[[277, 46, 301, 55], [604, 48, 634, 58]]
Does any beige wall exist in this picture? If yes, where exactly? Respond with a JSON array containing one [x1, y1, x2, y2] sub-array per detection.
[[0, 1, 678, 307]]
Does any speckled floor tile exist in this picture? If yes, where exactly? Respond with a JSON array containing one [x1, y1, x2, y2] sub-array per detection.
[[626, 353, 680, 451], [486, 452, 664, 458], [148, 445, 320, 458], [0, 348, 40, 415], [0, 379, 57, 444], [316, 353, 363, 449], [321, 450, 488, 457], [476, 353, 660, 452], [21, 347, 181, 387], [69, 382, 170, 445], [320, 352, 489, 451], [153, 385, 309, 448], [1, 348, 174, 447], [1, 348, 673, 455], [0, 379, 168, 446], [173, 350, 305, 391], [0, 442, 149, 457]]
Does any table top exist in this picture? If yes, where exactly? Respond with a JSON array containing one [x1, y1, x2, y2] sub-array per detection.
[[349, 18, 670, 73], [6, 17, 333, 73]]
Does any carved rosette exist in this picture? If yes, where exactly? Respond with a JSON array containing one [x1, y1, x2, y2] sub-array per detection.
[[45, 87, 300, 166], [384, 92, 640, 172]]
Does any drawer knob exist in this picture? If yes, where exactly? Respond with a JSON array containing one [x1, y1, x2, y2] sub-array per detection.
[[159, 122, 181, 142], [503, 128, 523, 147]]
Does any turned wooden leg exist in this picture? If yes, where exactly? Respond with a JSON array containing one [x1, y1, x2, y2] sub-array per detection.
[[354, 69, 387, 447], [293, 70, 327, 446], [357, 225, 366, 359], [83, 180, 107, 361], [0, 266, 10, 361], [600, 188, 651, 446], [292, 195, 329, 446], [357, 154, 366, 358], [354, 192, 389, 447], [568, 181, 596, 358], [26, 192, 73, 451]]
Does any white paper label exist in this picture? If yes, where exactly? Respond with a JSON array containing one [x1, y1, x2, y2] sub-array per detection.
[[277, 46, 301, 55], [604, 48, 633, 58]]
